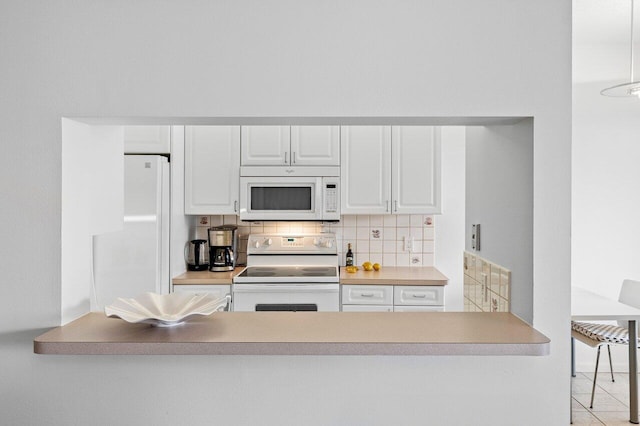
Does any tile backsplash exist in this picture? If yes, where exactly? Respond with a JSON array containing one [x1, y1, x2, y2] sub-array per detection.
[[194, 214, 436, 267], [463, 251, 511, 313]]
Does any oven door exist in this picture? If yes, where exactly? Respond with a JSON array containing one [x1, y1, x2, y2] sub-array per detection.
[[239, 177, 322, 221], [232, 283, 340, 312]]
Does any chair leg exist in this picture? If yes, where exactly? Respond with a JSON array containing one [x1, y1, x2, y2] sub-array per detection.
[[590, 346, 602, 409], [607, 344, 614, 382], [571, 337, 576, 378]]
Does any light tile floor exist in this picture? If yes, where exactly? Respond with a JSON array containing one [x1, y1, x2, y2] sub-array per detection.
[[572, 371, 638, 425]]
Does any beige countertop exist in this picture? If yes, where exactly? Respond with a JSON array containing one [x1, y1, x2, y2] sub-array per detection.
[[340, 266, 448, 285], [34, 312, 548, 356], [173, 266, 447, 286], [172, 267, 245, 285]]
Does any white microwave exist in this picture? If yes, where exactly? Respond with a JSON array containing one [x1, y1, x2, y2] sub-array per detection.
[[239, 167, 340, 221]]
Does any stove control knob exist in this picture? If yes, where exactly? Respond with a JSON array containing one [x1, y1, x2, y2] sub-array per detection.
[[264, 238, 273, 246], [253, 240, 261, 248], [313, 238, 320, 246], [324, 240, 333, 248]]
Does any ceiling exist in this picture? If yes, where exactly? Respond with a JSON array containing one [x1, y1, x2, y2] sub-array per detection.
[[574, 0, 639, 44]]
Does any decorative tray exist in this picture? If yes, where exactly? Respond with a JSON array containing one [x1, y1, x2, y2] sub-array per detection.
[[105, 292, 230, 327]]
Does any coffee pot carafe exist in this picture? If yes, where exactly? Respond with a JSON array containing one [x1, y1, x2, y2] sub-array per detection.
[[208, 225, 238, 272], [185, 239, 209, 271]]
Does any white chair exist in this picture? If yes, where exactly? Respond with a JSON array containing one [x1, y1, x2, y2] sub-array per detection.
[[571, 279, 640, 408]]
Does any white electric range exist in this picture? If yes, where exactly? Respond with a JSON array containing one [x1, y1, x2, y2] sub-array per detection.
[[232, 234, 340, 312]]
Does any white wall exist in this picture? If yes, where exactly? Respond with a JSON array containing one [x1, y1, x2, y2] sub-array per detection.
[[61, 120, 124, 323], [465, 121, 534, 323], [572, 42, 640, 371], [0, 1, 571, 424], [436, 127, 467, 312]]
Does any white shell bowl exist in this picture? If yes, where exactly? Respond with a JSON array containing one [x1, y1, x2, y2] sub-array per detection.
[[105, 292, 230, 327]]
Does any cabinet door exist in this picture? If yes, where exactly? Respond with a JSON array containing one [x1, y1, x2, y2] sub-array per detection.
[[393, 305, 444, 312], [342, 304, 393, 312], [340, 126, 392, 214], [123, 126, 171, 154], [290, 126, 340, 165], [392, 126, 441, 214], [241, 125, 291, 165], [185, 126, 240, 215]]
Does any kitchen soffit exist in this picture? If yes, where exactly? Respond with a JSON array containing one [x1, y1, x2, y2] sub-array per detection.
[[66, 116, 530, 126]]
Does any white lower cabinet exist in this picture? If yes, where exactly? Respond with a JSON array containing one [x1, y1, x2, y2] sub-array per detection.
[[342, 305, 393, 312], [393, 305, 444, 312], [341, 285, 393, 312], [172, 284, 232, 311], [341, 284, 445, 312]]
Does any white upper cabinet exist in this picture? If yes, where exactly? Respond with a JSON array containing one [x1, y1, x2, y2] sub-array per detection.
[[341, 125, 441, 215], [392, 126, 441, 214], [290, 126, 340, 165], [123, 126, 171, 154], [241, 125, 339, 166], [340, 126, 392, 214], [185, 126, 240, 215], [240, 126, 291, 166]]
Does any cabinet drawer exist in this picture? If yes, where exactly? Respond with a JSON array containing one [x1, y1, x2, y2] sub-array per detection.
[[394, 286, 444, 306], [342, 304, 393, 312], [342, 285, 393, 305]]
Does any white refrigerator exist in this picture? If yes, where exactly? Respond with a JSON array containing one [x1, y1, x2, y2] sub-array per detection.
[[91, 155, 170, 310]]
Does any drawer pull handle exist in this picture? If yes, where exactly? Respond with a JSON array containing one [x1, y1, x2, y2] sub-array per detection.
[[360, 293, 375, 297], [411, 294, 427, 298]]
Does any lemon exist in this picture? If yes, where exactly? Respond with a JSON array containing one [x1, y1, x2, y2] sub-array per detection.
[[346, 266, 358, 273], [373, 263, 381, 271], [362, 261, 373, 271]]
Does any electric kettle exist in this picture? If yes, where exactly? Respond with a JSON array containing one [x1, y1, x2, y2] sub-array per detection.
[[185, 239, 209, 271]]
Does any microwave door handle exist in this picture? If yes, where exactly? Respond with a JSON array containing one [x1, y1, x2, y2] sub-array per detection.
[[284, 151, 288, 164], [293, 152, 296, 164]]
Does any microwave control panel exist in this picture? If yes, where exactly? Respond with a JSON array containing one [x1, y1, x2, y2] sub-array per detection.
[[322, 177, 340, 220], [325, 184, 338, 212]]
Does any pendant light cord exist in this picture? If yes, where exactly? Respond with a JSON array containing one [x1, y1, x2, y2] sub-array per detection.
[[600, 0, 640, 96]]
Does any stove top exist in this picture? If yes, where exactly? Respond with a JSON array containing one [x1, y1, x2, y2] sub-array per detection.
[[236, 266, 337, 279]]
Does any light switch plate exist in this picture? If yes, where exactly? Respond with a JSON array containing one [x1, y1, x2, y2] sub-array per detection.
[[472, 224, 481, 250]]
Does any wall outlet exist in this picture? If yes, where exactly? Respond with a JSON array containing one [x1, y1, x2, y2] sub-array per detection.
[[403, 236, 414, 252]]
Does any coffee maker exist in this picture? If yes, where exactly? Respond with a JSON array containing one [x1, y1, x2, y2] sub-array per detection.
[[208, 225, 238, 272]]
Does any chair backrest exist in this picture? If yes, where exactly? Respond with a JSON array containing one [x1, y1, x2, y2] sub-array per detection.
[[617, 279, 640, 329]]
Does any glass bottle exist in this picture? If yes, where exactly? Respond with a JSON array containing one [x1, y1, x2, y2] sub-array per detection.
[[346, 243, 354, 267]]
